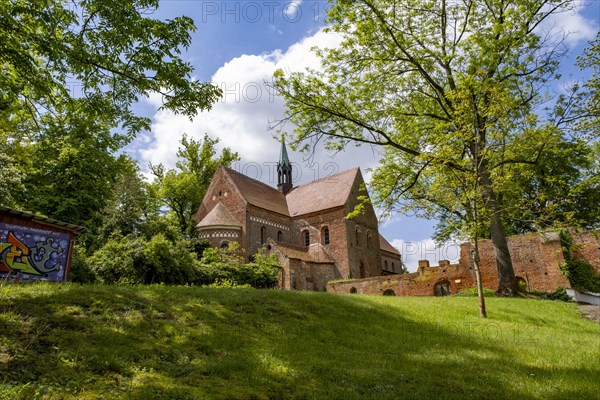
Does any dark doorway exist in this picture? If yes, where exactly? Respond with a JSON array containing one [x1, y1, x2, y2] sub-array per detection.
[[434, 280, 451, 296]]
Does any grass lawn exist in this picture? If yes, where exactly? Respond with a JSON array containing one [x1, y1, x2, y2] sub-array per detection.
[[0, 283, 598, 399]]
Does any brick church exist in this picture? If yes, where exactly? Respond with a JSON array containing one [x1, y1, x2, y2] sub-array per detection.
[[194, 140, 401, 291]]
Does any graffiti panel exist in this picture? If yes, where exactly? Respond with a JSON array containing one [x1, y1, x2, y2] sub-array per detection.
[[0, 223, 71, 282]]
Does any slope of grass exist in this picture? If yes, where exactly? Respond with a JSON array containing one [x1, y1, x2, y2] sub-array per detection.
[[0, 283, 598, 399]]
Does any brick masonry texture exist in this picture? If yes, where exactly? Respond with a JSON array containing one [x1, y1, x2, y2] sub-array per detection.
[[328, 231, 599, 296]]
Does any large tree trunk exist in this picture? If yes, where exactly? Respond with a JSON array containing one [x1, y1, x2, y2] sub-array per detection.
[[479, 161, 518, 296]]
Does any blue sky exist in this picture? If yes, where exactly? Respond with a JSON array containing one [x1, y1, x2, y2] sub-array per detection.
[[129, 0, 599, 271]]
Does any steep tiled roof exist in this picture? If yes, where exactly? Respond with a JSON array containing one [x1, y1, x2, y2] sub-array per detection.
[[223, 167, 290, 216], [379, 234, 400, 255], [197, 202, 241, 228], [285, 168, 359, 216]]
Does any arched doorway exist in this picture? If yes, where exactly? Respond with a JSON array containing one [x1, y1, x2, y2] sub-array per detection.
[[383, 289, 396, 296], [434, 280, 451, 297]]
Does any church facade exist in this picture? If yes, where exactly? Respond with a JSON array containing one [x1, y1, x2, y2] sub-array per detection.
[[194, 140, 401, 291]]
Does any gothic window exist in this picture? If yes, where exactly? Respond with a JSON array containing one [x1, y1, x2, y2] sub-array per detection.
[[355, 227, 360, 246], [391, 262, 395, 272], [261, 226, 266, 245], [302, 230, 310, 247], [322, 227, 330, 245], [384, 260, 388, 270], [277, 230, 283, 242], [367, 232, 372, 249]]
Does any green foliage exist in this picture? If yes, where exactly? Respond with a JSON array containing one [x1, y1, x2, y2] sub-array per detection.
[[559, 230, 600, 294], [0, 0, 221, 135], [83, 238, 279, 288], [67, 245, 98, 284], [1, 284, 598, 399], [560, 260, 600, 294], [197, 244, 280, 289], [0, 0, 221, 245], [88, 234, 147, 284], [151, 133, 239, 237], [87, 233, 198, 285]]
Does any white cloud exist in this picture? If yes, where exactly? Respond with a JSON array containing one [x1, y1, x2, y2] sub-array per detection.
[[284, 1, 303, 19], [133, 28, 378, 187], [390, 238, 461, 272], [541, 2, 598, 47]]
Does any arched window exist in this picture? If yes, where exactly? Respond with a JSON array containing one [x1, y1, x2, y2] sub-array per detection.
[[391, 262, 395, 272], [367, 232, 372, 249], [384, 260, 388, 270], [355, 227, 360, 246], [219, 241, 229, 249], [302, 230, 310, 247], [322, 227, 330, 245], [277, 230, 283, 242], [260, 226, 266, 245]]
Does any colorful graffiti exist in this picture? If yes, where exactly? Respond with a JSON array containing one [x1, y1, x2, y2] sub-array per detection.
[[0, 223, 71, 281]]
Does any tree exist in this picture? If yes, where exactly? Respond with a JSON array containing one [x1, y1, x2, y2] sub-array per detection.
[[274, 0, 582, 296], [151, 134, 239, 237], [0, 0, 221, 137]]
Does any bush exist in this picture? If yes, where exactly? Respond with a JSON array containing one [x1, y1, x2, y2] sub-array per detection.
[[560, 260, 600, 294], [559, 230, 600, 294], [68, 245, 97, 284], [88, 234, 146, 284], [88, 233, 199, 285], [195, 244, 280, 288]]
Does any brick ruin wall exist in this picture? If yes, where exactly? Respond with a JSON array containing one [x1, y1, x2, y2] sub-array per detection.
[[327, 231, 599, 296]]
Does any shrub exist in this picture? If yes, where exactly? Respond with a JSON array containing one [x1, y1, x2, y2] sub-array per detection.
[[195, 244, 280, 288], [560, 260, 600, 294], [68, 245, 98, 284], [559, 230, 600, 294], [88, 233, 199, 285]]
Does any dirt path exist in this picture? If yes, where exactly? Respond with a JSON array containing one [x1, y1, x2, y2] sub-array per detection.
[[578, 304, 600, 323]]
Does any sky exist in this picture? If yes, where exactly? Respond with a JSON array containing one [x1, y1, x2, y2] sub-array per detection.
[[127, 0, 599, 271]]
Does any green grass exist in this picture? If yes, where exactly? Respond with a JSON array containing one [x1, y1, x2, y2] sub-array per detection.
[[0, 283, 598, 399]]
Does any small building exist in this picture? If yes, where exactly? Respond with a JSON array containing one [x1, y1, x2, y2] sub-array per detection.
[[0, 206, 84, 282]]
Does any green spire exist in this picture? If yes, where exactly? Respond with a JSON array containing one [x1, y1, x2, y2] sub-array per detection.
[[279, 137, 290, 167]]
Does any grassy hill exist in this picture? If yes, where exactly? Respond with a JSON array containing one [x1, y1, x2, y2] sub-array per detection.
[[0, 283, 598, 399]]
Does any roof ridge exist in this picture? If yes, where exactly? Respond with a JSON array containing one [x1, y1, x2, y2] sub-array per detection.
[[290, 167, 359, 190], [222, 166, 283, 193]]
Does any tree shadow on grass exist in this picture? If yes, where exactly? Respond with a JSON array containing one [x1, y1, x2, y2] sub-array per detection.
[[0, 284, 598, 399]]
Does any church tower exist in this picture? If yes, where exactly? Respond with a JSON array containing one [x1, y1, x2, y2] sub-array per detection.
[[277, 138, 293, 194]]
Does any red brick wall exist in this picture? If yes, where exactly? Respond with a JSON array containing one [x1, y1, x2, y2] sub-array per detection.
[[344, 170, 382, 279], [569, 231, 600, 274], [381, 250, 402, 274], [460, 233, 570, 292], [328, 231, 594, 296], [292, 208, 348, 279], [246, 205, 291, 257], [195, 168, 248, 252]]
